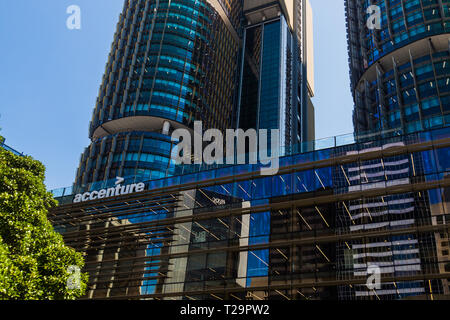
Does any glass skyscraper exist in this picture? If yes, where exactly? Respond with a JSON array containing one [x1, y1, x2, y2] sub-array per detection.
[[74, 0, 316, 191], [75, 0, 243, 190], [238, 0, 316, 149], [343, 0, 450, 300], [345, 0, 450, 136]]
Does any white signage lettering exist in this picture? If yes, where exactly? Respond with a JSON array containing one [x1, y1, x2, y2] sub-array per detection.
[[73, 177, 146, 203]]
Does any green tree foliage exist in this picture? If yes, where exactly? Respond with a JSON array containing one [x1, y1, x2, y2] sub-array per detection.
[[0, 148, 88, 299]]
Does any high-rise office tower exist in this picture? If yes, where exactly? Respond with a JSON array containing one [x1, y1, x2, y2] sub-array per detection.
[[344, 0, 450, 300], [75, 0, 315, 189], [75, 0, 243, 189], [238, 0, 315, 149], [345, 0, 450, 136]]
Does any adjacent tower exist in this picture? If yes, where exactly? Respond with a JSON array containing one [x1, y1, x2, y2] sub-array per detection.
[[345, 0, 450, 136], [238, 0, 315, 150], [344, 0, 450, 300]]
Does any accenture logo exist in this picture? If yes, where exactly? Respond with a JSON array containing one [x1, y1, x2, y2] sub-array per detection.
[[73, 177, 146, 203]]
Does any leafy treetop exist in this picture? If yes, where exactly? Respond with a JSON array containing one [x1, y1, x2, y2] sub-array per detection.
[[0, 148, 88, 300]]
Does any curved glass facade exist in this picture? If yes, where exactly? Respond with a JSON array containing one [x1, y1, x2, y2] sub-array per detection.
[[89, 0, 241, 134], [76, 0, 242, 189], [345, 0, 450, 135], [76, 132, 177, 190]]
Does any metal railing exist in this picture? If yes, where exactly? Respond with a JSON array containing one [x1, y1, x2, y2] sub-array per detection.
[[0, 142, 24, 156], [50, 125, 450, 199]]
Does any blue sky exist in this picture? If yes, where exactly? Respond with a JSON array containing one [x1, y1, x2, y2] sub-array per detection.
[[0, 0, 354, 190]]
